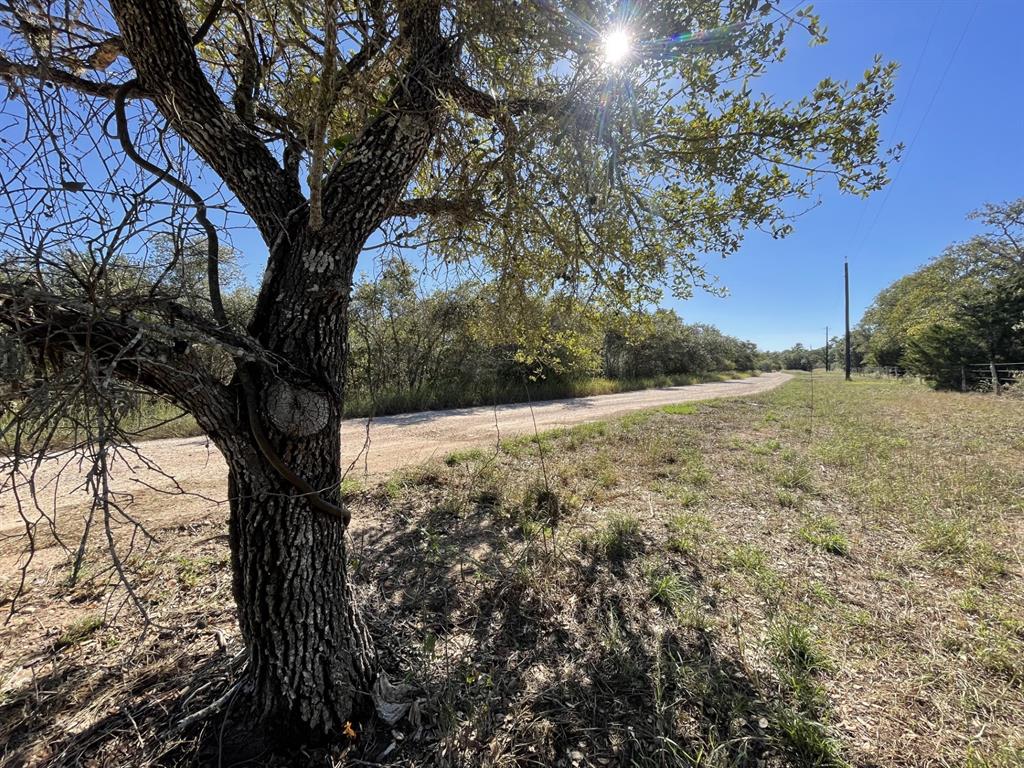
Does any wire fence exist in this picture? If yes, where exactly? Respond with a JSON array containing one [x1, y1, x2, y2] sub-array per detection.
[[854, 362, 1024, 394]]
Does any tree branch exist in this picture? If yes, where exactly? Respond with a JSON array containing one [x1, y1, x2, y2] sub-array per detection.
[[108, 0, 304, 245], [0, 52, 130, 99], [317, 1, 449, 243], [446, 76, 556, 120], [0, 285, 238, 439], [389, 195, 485, 220]]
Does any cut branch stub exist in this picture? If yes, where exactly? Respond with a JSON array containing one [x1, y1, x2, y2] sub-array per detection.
[[264, 381, 332, 437]]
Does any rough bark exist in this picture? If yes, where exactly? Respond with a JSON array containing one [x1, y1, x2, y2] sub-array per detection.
[[226, 437, 374, 739], [221, 230, 370, 736]]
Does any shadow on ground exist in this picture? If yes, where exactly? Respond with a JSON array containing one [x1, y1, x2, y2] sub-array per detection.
[[352, 484, 784, 767], [3, 477, 788, 768]]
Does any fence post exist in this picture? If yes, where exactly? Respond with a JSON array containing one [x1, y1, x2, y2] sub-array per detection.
[[960, 366, 967, 392], [989, 361, 1001, 396]]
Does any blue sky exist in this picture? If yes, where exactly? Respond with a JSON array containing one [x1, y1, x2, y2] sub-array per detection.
[[671, 0, 1024, 350], [174, 0, 1024, 351], [347, 0, 1022, 350]]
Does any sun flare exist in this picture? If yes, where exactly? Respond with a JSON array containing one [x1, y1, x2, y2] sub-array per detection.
[[603, 29, 631, 64]]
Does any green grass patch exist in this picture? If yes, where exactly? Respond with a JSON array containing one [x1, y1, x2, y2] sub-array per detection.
[[666, 511, 712, 554], [799, 516, 850, 556], [444, 447, 487, 466], [57, 615, 104, 648], [660, 403, 698, 416], [644, 564, 691, 611], [584, 513, 643, 561], [768, 619, 832, 676]]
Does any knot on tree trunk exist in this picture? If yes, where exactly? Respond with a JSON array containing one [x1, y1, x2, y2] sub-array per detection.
[[264, 381, 332, 437]]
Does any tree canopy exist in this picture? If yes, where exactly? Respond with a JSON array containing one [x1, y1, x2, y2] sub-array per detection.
[[860, 198, 1024, 389], [2, 0, 897, 339]]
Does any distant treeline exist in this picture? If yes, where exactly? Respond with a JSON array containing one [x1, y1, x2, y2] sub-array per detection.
[[758, 199, 1024, 391], [857, 199, 1023, 390], [344, 260, 761, 415], [754, 338, 865, 373]]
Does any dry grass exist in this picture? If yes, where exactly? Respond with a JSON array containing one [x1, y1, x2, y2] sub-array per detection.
[[1, 373, 1022, 767]]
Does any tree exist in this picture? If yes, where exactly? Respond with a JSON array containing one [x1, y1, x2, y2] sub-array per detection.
[[0, 0, 897, 740], [861, 199, 1024, 388]]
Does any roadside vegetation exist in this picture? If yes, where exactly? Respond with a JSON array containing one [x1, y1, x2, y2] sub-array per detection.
[[763, 198, 1024, 393], [3, 263, 765, 449], [3, 373, 1020, 766], [858, 199, 1023, 392], [345, 259, 762, 417]]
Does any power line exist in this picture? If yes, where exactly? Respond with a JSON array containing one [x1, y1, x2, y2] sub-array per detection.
[[844, 3, 941, 258], [851, 0, 979, 261]]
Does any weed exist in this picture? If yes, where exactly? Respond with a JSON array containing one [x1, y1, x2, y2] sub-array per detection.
[[922, 518, 973, 558], [520, 483, 565, 527], [57, 615, 104, 648], [725, 543, 784, 598], [749, 438, 782, 455], [966, 745, 1024, 768], [175, 556, 208, 589], [686, 464, 713, 488], [807, 581, 838, 607], [519, 519, 549, 540], [771, 707, 847, 767], [945, 622, 1024, 685], [620, 409, 655, 429], [725, 543, 768, 572], [378, 477, 402, 500], [666, 512, 711, 554], [591, 451, 620, 489], [444, 447, 486, 466], [429, 497, 468, 521], [396, 465, 446, 487], [799, 516, 850, 556], [585, 513, 643, 561], [563, 421, 608, 449], [644, 435, 680, 465], [657, 482, 701, 508], [339, 476, 362, 499], [775, 489, 801, 509], [768, 620, 831, 675], [661, 403, 698, 416], [774, 458, 816, 492], [644, 563, 690, 611]]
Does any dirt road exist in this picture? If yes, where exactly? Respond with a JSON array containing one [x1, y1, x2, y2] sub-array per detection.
[[339, 371, 791, 475], [0, 372, 790, 563]]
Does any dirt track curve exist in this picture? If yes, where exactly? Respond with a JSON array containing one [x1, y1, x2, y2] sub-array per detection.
[[0, 372, 791, 564], [339, 371, 791, 475]]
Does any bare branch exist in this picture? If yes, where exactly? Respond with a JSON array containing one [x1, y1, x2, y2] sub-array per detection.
[[0, 51, 129, 99]]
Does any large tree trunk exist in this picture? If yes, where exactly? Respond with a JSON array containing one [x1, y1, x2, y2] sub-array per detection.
[[189, 2, 445, 736], [218, 214, 372, 737], [224, 224, 374, 737], [227, 443, 374, 739]]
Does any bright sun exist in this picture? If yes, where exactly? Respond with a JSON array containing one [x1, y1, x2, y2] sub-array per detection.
[[603, 29, 631, 64]]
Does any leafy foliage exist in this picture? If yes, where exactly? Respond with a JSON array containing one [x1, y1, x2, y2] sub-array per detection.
[[859, 199, 1024, 388], [345, 258, 761, 414]]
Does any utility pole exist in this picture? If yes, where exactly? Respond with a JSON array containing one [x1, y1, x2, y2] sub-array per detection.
[[844, 260, 852, 381], [825, 326, 830, 372]]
